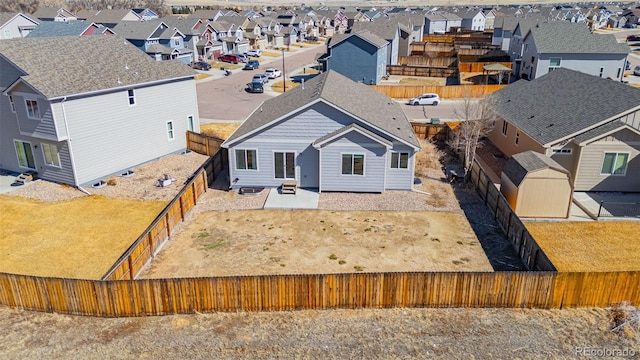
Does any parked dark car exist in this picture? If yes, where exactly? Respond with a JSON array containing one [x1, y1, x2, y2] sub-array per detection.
[[306, 36, 319, 42], [243, 60, 260, 70], [246, 80, 264, 93], [627, 34, 640, 42], [189, 61, 211, 70], [218, 54, 241, 64]]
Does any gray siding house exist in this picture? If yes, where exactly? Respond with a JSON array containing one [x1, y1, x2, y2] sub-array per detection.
[[221, 70, 421, 193], [323, 31, 388, 85], [487, 68, 640, 193], [518, 21, 629, 81], [0, 36, 199, 187], [0, 12, 39, 39]]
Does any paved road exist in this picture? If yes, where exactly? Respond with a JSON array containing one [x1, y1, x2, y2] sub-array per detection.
[[197, 44, 326, 121]]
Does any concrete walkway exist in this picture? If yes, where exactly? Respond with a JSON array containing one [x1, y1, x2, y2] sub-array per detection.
[[263, 188, 319, 209]]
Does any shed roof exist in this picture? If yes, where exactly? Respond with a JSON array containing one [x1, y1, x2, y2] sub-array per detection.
[[502, 151, 569, 186]]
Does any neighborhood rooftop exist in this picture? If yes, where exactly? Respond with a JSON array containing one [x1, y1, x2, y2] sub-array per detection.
[[527, 21, 630, 54], [0, 35, 195, 99], [488, 68, 640, 145], [224, 70, 420, 148]]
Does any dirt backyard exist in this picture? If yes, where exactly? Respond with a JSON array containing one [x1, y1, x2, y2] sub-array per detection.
[[140, 210, 492, 278], [1, 304, 638, 359]]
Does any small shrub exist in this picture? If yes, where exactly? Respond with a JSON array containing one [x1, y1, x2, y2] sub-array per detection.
[[329, 254, 338, 260], [431, 237, 440, 242], [452, 260, 463, 265], [338, 260, 346, 265], [457, 240, 464, 245], [106, 178, 117, 186], [460, 257, 470, 262], [364, 227, 372, 232], [354, 266, 364, 272], [610, 302, 640, 338]]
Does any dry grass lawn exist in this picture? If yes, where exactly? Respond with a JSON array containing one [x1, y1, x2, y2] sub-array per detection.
[[270, 79, 299, 93], [526, 221, 640, 271], [194, 73, 212, 81], [0, 195, 166, 279], [261, 50, 282, 57], [211, 62, 242, 70], [414, 139, 455, 207], [199, 122, 240, 140], [140, 210, 492, 278]]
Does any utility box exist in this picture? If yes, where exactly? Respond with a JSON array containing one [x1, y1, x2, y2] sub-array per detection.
[[430, 118, 440, 124]]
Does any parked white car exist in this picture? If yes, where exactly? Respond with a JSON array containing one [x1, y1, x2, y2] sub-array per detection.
[[265, 68, 281, 79], [245, 49, 262, 57], [408, 93, 440, 106]]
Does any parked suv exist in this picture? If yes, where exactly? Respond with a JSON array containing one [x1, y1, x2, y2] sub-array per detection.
[[243, 59, 260, 70], [189, 61, 211, 70], [218, 54, 241, 64], [246, 80, 264, 93], [245, 49, 262, 57]]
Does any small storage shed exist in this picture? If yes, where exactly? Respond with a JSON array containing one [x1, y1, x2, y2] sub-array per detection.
[[500, 151, 573, 218]]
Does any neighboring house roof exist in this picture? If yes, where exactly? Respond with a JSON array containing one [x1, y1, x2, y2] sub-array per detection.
[[0, 35, 195, 99], [79, 9, 138, 24], [31, 7, 76, 20], [0, 12, 39, 29], [526, 21, 630, 54], [25, 21, 104, 37], [572, 120, 640, 145], [113, 20, 169, 40], [487, 68, 640, 146], [313, 123, 393, 148], [352, 18, 401, 41], [502, 151, 569, 186], [329, 30, 388, 49], [223, 70, 420, 149]]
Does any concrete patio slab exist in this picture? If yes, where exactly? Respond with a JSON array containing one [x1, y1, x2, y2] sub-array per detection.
[[573, 192, 640, 220], [263, 188, 319, 209]]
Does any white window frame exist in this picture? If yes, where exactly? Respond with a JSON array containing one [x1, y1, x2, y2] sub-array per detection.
[[235, 149, 258, 170], [599, 67, 604, 78], [3, 29, 11, 38], [13, 139, 35, 170], [166, 121, 175, 140], [187, 115, 194, 132], [8, 95, 15, 112], [552, 148, 572, 155], [600, 152, 629, 176], [41, 143, 61, 168], [515, 130, 520, 145], [617, 67, 622, 79], [128, 89, 136, 106], [341, 153, 365, 176], [25, 99, 40, 119], [390, 152, 409, 169], [273, 151, 296, 180], [501, 120, 508, 136]]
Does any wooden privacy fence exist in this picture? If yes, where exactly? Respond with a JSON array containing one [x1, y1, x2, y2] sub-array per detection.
[[101, 149, 229, 281], [398, 56, 457, 67], [186, 130, 223, 156], [411, 123, 448, 141], [386, 65, 457, 78], [371, 84, 506, 99], [2, 271, 640, 317], [459, 62, 512, 73], [468, 161, 556, 271]]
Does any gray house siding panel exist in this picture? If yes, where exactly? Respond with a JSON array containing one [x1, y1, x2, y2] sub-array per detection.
[[329, 36, 379, 84], [320, 132, 386, 192], [536, 53, 626, 80], [51, 79, 197, 185], [620, 109, 640, 130], [228, 142, 319, 189], [385, 143, 414, 190], [36, 140, 75, 184], [11, 94, 58, 140], [574, 139, 640, 192], [254, 103, 354, 140], [548, 142, 580, 178]]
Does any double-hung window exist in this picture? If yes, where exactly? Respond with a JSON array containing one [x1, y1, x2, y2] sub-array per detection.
[[167, 121, 174, 140], [548, 57, 561, 72], [342, 154, 364, 175], [501, 120, 508, 136], [391, 152, 409, 169], [128, 89, 136, 105], [236, 149, 257, 170], [9, 95, 16, 112], [25, 99, 40, 119], [42, 143, 61, 167], [601, 152, 629, 175]]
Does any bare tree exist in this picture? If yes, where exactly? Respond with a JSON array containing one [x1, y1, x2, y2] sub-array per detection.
[[447, 94, 496, 181], [0, 0, 40, 13]]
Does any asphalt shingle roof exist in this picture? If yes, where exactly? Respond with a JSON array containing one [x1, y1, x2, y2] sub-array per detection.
[[224, 70, 420, 148], [0, 35, 195, 99], [527, 21, 630, 54], [487, 68, 640, 146], [25, 21, 97, 37], [113, 20, 167, 40], [502, 150, 568, 186], [572, 120, 640, 144], [329, 30, 388, 49]]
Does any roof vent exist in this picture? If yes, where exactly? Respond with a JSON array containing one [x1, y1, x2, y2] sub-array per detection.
[[547, 123, 554, 128], [392, 117, 396, 120]]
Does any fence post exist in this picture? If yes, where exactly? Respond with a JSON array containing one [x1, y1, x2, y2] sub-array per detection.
[[179, 195, 185, 221], [192, 181, 197, 206], [506, 211, 512, 237], [484, 179, 491, 205], [148, 232, 154, 258]]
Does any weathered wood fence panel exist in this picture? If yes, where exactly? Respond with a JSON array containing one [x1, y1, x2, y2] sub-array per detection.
[[371, 84, 506, 99], [411, 123, 448, 141], [186, 131, 223, 157], [458, 62, 512, 73], [386, 65, 457, 78], [3, 271, 640, 316], [398, 56, 457, 67]]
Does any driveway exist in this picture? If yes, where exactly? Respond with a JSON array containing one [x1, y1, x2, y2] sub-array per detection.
[[197, 44, 326, 121]]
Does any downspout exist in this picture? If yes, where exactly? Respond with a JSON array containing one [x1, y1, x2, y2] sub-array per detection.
[[60, 97, 90, 195]]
